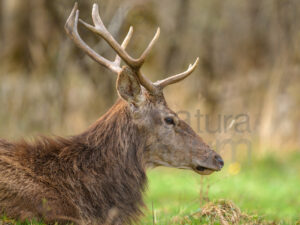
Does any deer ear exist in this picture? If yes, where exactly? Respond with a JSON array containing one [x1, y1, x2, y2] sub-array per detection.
[[117, 67, 143, 104]]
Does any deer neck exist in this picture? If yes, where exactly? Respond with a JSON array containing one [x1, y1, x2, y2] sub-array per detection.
[[80, 99, 146, 169], [65, 99, 148, 221]]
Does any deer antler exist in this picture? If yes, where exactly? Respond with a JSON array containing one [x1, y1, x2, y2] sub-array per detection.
[[65, 3, 199, 95], [65, 3, 158, 93], [155, 58, 199, 89], [65, 3, 121, 74]]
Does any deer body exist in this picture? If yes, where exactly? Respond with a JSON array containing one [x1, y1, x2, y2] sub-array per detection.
[[0, 3, 224, 224], [0, 100, 147, 224]]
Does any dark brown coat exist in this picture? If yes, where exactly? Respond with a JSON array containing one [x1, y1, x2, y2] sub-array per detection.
[[0, 100, 147, 224]]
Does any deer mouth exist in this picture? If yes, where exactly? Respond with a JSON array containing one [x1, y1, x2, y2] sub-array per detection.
[[193, 165, 219, 175]]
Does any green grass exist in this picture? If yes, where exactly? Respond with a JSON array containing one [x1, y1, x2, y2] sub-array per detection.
[[1, 154, 300, 224], [140, 153, 300, 224]]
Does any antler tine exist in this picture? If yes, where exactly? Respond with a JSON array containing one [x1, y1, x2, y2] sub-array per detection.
[[134, 28, 160, 93], [65, 3, 121, 74], [155, 57, 199, 89], [92, 3, 105, 29], [137, 28, 160, 65], [114, 26, 133, 67]]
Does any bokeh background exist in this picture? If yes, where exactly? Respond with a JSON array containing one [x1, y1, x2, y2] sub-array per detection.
[[0, 0, 300, 224]]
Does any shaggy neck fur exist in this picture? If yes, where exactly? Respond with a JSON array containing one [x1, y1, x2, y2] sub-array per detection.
[[8, 99, 147, 224]]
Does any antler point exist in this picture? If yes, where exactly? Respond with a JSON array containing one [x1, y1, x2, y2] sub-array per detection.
[[157, 27, 161, 35], [93, 3, 98, 9], [194, 57, 200, 67]]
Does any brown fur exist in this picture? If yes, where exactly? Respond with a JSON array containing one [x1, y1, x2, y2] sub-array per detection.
[[0, 99, 147, 224]]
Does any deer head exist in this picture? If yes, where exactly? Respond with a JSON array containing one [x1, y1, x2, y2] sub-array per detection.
[[65, 3, 224, 175]]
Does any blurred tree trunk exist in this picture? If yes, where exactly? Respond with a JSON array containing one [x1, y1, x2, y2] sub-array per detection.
[[0, 0, 3, 62], [164, 0, 190, 74], [3, 0, 32, 72], [0, 0, 3, 42], [199, 0, 224, 117], [258, 0, 291, 150], [1, 0, 30, 71], [247, 0, 268, 68]]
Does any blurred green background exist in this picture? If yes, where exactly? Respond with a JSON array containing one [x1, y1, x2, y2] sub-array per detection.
[[0, 0, 299, 224]]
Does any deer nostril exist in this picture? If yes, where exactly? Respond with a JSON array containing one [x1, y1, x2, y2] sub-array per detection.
[[214, 155, 224, 168]]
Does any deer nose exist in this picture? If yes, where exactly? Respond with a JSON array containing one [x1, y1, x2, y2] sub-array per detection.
[[214, 155, 224, 168]]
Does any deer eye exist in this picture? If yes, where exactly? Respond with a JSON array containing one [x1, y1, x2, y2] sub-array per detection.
[[164, 117, 175, 125]]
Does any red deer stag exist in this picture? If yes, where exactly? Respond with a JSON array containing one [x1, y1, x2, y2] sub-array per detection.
[[0, 3, 224, 225]]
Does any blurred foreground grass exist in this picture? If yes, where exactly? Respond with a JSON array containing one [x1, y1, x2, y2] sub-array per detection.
[[1, 153, 300, 225]]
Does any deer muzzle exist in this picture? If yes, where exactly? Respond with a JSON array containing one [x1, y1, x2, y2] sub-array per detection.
[[193, 153, 224, 175]]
